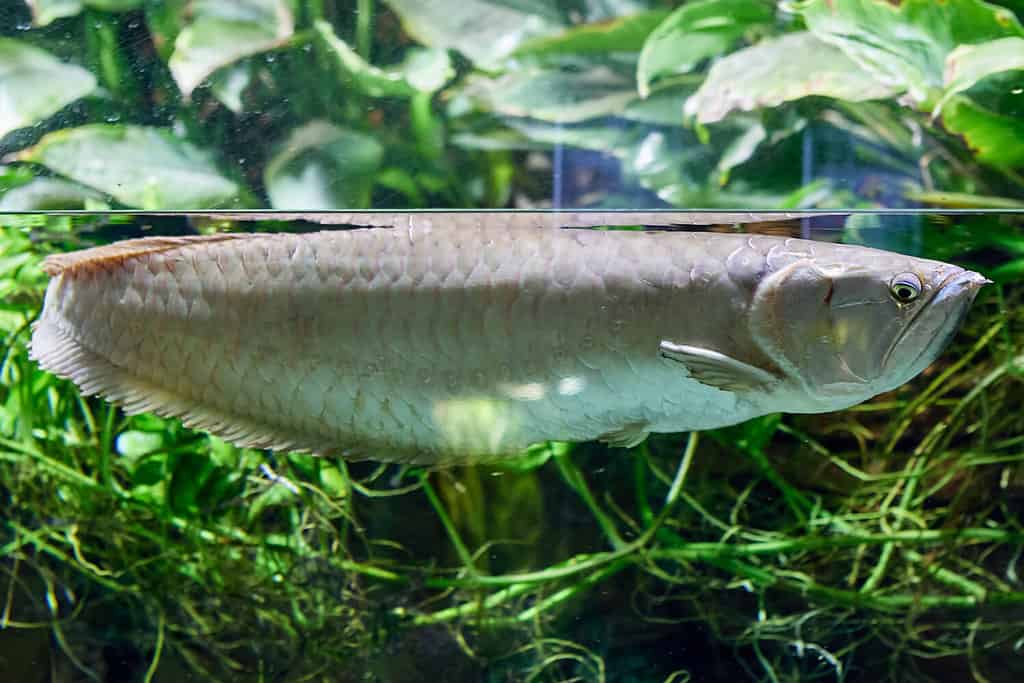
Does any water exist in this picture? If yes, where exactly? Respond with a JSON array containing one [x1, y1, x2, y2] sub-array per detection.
[[0, 210, 1022, 683]]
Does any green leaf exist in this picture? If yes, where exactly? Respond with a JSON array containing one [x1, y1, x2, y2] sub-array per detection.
[[208, 62, 253, 113], [25, 0, 82, 26], [637, 0, 774, 98], [935, 37, 1024, 115], [144, 0, 187, 61], [168, 0, 295, 97], [735, 413, 781, 454], [26, 0, 142, 26], [0, 177, 105, 210], [716, 118, 766, 185], [264, 120, 383, 210], [86, 0, 143, 9], [116, 430, 166, 459], [940, 95, 1024, 168], [19, 125, 242, 208], [904, 190, 1024, 208], [798, 0, 1024, 105], [401, 48, 456, 94], [511, 119, 639, 152], [196, 467, 243, 514], [499, 440, 571, 472], [168, 452, 216, 517], [131, 455, 168, 488], [514, 9, 669, 58], [989, 258, 1024, 283], [383, 0, 565, 68], [684, 32, 901, 124], [620, 85, 694, 125], [465, 63, 637, 123], [0, 38, 97, 138], [318, 462, 349, 498], [313, 20, 453, 98]]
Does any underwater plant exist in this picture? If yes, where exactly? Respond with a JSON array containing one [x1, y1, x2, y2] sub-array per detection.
[[2, 210, 1024, 682]]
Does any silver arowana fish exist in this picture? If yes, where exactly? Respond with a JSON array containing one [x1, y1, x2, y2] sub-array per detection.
[[30, 212, 989, 465]]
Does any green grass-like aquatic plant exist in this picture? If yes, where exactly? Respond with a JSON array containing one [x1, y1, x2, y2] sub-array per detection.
[[3, 216, 1024, 682]]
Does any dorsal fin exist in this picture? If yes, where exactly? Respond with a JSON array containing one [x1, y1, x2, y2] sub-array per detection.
[[41, 233, 250, 277]]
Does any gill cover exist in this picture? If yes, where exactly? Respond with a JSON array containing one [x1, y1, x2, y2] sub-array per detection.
[[749, 260, 910, 399]]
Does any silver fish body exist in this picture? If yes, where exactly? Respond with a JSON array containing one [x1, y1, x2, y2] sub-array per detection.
[[30, 218, 987, 464]]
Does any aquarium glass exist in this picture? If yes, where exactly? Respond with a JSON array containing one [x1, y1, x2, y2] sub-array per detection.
[[1, 0, 1024, 682]]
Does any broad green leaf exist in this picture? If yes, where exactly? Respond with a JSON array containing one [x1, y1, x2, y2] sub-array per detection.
[[0, 38, 96, 138], [132, 458, 167, 491], [19, 125, 242, 208], [498, 441, 571, 472], [209, 62, 253, 113], [728, 413, 781, 454], [935, 37, 1024, 114], [401, 48, 456, 94], [465, 64, 637, 123], [313, 20, 453, 97], [451, 126, 550, 151], [318, 462, 349, 498], [383, 0, 565, 68], [116, 430, 166, 459], [798, 0, 1024, 105], [514, 9, 669, 57], [716, 118, 766, 185], [144, 0, 188, 61], [25, 0, 82, 25], [168, 451, 216, 517], [637, 0, 774, 97], [26, 0, 142, 26], [0, 177, 105, 210], [0, 164, 34, 195], [621, 85, 694, 125], [168, 0, 294, 97], [509, 119, 638, 152], [264, 120, 383, 210], [684, 32, 900, 124], [941, 95, 1024, 167]]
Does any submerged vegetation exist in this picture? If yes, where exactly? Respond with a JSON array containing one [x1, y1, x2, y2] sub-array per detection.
[[1, 211, 1024, 682]]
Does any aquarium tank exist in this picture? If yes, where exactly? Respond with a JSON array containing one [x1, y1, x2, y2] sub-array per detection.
[[1, 0, 1024, 681]]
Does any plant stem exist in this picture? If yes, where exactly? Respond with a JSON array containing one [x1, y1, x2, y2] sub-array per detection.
[[421, 473, 478, 574], [142, 610, 165, 683], [554, 451, 627, 550], [356, 0, 373, 60], [861, 456, 923, 593], [637, 433, 698, 546]]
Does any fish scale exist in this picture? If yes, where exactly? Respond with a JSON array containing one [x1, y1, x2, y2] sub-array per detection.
[[30, 218, 987, 464]]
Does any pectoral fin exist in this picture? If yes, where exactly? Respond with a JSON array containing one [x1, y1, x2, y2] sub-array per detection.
[[599, 423, 650, 449], [659, 342, 776, 392]]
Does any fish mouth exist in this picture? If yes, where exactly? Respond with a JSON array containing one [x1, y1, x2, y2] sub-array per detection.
[[882, 269, 990, 381]]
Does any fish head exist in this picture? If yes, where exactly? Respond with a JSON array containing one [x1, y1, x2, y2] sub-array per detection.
[[750, 245, 989, 411]]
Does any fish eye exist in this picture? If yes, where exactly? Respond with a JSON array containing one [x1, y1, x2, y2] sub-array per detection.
[[889, 274, 922, 304]]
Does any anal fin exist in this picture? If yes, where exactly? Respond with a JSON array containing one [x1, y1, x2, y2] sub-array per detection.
[[599, 423, 650, 449]]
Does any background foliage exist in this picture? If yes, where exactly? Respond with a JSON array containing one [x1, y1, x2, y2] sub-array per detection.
[[0, 0, 1022, 211]]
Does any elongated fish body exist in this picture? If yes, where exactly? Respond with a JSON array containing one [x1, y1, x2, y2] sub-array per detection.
[[31, 216, 987, 464]]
